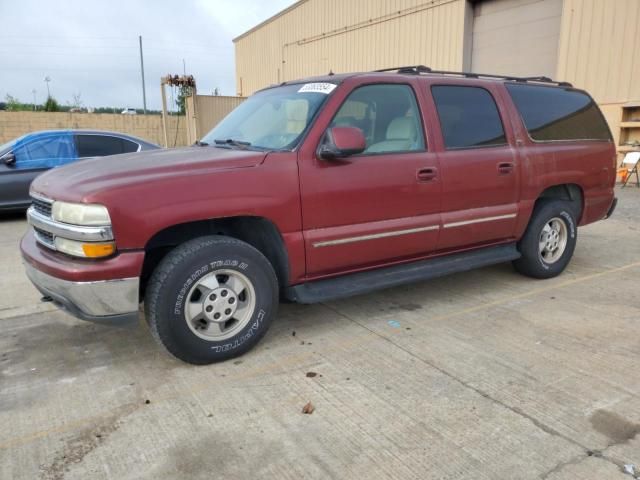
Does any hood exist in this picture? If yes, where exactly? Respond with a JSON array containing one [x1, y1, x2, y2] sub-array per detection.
[[31, 146, 266, 202]]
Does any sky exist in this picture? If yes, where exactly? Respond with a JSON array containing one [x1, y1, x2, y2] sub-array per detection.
[[0, 0, 296, 111]]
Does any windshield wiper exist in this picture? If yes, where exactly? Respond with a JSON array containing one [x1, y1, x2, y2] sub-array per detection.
[[193, 140, 209, 147], [214, 138, 252, 149]]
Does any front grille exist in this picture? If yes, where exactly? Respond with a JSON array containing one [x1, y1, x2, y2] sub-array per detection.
[[34, 227, 55, 248], [32, 196, 53, 218]]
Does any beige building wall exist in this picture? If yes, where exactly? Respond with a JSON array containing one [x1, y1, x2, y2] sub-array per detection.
[[234, 0, 470, 96], [185, 95, 245, 144], [556, 0, 640, 149], [234, 0, 640, 149], [0, 111, 187, 147]]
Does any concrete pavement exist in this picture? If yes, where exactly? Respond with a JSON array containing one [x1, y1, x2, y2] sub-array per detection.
[[1, 188, 639, 479]]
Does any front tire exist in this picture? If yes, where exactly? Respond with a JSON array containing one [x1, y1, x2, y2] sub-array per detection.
[[513, 200, 577, 279], [145, 236, 278, 365]]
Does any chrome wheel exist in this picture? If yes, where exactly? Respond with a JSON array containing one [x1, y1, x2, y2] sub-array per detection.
[[538, 217, 568, 264], [184, 269, 256, 341]]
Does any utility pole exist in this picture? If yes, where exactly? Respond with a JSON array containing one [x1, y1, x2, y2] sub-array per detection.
[[32, 89, 37, 111], [44, 76, 51, 98], [139, 35, 147, 114]]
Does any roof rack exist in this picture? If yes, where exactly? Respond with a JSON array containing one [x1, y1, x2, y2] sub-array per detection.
[[374, 65, 573, 87]]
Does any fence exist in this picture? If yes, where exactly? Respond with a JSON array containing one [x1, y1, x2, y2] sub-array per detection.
[[0, 111, 188, 147], [185, 95, 245, 144]]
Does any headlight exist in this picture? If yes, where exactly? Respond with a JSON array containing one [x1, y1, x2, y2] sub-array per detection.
[[54, 238, 116, 258], [51, 201, 111, 226]]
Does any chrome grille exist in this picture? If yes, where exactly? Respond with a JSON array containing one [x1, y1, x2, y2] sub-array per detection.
[[34, 227, 55, 248], [32, 196, 53, 218]]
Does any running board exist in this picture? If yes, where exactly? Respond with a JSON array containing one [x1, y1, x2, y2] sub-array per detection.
[[285, 243, 520, 304]]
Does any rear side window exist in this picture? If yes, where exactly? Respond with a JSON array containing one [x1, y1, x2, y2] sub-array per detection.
[[506, 84, 612, 142], [75, 135, 139, 157], [431, 86, 507, 150]]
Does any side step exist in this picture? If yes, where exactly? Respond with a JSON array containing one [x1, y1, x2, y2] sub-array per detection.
[[284, 243, 520, 304]]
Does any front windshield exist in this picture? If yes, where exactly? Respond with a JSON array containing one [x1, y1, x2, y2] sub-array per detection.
[[200, 83, 335, 150]]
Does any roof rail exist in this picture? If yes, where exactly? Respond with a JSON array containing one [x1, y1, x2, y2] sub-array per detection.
[[373, 65, 573, 87]]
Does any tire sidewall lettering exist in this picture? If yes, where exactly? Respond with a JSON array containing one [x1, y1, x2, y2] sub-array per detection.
[[210, 309, 266, 353], [560, 210, 576, 239], [173, 260, 251, 315], [169, 256, 270, 355]]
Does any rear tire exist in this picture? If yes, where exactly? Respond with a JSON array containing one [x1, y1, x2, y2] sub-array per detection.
[[513, 200, 577, 279], [145, 235, 278, 365]]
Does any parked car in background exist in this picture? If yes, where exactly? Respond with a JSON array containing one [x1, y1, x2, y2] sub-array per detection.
[[0, 130, 159, 211], [21, 67, 616, 365], [121, 108, 137, 115]]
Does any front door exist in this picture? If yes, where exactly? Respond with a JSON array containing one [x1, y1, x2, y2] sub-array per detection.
[[0, 132, 77, 209], [428, 83, 520, 251], [298, 81, 442, 277]]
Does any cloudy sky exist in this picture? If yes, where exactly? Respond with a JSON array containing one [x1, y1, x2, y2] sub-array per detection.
[[0, 0, 295, 111]]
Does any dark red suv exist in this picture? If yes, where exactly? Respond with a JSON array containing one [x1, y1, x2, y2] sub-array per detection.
[[21, 66, 617, 364]]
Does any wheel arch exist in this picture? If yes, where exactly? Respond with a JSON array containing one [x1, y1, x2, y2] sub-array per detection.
[[140, 216, 289, 296], [534, 183, 584, 221]]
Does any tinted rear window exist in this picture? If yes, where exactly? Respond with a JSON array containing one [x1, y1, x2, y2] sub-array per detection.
[[506, 84, 612, 142], [431, 86, 507, 150], [76, 135, 139, 157]]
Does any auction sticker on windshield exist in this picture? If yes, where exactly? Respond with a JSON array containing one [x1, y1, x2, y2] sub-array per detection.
[[298, 83, 337, 94]]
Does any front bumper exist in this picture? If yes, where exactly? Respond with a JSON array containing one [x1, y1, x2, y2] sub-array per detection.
[[21, 229, 143, 326], [24, 261, 140, 326]]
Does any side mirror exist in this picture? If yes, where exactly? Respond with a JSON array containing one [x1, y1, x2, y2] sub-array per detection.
[[3, 152, 16, 166], [318, 127, 366, 160]]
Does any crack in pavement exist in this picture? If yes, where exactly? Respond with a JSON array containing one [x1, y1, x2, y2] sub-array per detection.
[[539, 451, 593, 480], [321, 301, 637, 479], [539, 449, 636, 480]]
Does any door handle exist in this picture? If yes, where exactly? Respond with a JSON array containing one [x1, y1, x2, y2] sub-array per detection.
[[417, 167, 438, 182], [498, 162, 514, 175]]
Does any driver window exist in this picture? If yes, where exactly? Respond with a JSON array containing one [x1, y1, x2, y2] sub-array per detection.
[[13, 134, 78, 170], [330, 84, 425, 154]]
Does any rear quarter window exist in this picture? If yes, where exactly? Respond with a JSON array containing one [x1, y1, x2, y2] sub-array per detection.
[[506, 84, 612, 142]]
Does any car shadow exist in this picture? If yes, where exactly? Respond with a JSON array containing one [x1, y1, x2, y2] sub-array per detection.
[[0, 210, 27, 221]]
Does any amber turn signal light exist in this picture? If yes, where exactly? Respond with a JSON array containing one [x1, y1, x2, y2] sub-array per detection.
[[81, 242, 116, 258]]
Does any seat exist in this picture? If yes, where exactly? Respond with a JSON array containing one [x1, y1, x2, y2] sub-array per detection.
[[366, 117, 417, 153], [621, 151, 640, 187]]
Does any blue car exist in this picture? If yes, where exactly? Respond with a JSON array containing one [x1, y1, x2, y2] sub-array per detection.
[[0, 129, 159, 211]]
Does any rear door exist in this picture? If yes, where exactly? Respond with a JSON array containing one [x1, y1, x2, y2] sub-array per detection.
[[428, 82, 520, 251], [298, 80, 442, 276]]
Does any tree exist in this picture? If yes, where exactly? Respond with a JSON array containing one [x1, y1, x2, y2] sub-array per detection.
[[44, 95, 60, 112], [5, 94, 21, 111], [68, 92, 83, 109], [3, 94, 35, 111], [175, 85, 192, 115]]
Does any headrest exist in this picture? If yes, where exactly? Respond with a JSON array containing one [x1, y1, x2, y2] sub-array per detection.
[[386, 117, 416, 140]]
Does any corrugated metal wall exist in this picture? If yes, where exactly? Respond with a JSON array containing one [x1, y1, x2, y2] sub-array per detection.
[[557, 0, 640, 104], [234, 0, 469, 95], [234, 0, 640, 148], [556, 0, 640, 148]]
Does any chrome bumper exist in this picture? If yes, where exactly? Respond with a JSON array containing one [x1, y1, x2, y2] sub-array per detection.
[[24, 262, 140, 326]]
